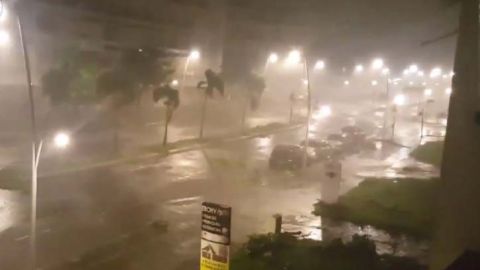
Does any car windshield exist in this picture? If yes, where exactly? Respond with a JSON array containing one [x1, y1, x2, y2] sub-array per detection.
[[0, 1, 474, 270]]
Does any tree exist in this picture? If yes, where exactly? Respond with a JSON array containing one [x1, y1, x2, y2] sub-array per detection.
[[152, 84, 180, 146], [196, 69, 226, 138], [96, 48, 175, 152], [42, 48, 98, 107]]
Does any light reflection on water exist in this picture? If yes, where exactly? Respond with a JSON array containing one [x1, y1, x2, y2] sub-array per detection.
[[282, 215, 429, 261], [0, 189, 24, 234]]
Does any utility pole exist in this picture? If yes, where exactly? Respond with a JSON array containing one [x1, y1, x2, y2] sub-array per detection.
[[17, 9, 39, 270], [302, 57, 312, 168]]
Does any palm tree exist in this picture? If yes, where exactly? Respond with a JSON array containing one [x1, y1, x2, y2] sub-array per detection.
[[153, 84, 180, 146], [196, 69, 225, 138]]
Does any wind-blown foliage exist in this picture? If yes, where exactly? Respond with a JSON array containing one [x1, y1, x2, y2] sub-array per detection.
[[197, 69, 225, 97], [42, 48, 98, 105]]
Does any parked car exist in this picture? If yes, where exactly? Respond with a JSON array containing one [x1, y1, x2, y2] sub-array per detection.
[[300, 139, 342, 161], [269, 144, 311, 170]]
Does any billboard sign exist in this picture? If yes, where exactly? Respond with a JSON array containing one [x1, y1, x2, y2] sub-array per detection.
[[200, 202, 232, 270]]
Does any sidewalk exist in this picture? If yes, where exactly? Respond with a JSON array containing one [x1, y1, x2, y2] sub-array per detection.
[[37, 122, 305, 179]]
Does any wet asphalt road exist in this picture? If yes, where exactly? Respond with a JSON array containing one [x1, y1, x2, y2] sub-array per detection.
[[0, 106, 441, 270]]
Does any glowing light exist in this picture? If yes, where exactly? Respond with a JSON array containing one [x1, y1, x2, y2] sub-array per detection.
[[371, 58, 384, 70], [430, 67, 442, 78], [417, 71, 425, 77], [446, 87, 452, 95], [354, 64, 364, 73], [53, 132, 71, 148], [313, 105, 332, 119], [422, 82, 427, 86], [393, 94, 406, 106], [0, 30, 10, 46], [424, 88, 433, 97], [344, 80, 350, 86], [449, 71, 455, 77], [302, 79, 309, 85], [375, 141, 383, 150], [268, 53, 278, 63], [403, 69, 410, 76], [409, 64, 419, 73], [381, 68, 390, 75], [286, 50, 301, 65], [409, 81, 414, 86], [0, 5, 7, 22], [314, 60, 325, 70], [189, 50, 200, 60], [371, 80, 378, 86], [171, 79, 179, 87]]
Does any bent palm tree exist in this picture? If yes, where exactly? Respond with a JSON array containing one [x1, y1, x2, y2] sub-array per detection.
[[153, 85, 180, 146]]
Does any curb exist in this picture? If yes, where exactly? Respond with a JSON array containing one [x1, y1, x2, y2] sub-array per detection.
[[39, 123, 305, 178]]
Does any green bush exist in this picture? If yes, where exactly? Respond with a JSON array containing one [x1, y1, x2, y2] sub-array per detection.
[[231, 234, 425, 270], [410, 141, 444, 167], [314, 178, 438, 238]]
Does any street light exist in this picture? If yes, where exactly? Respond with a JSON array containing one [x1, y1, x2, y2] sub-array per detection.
[[424, 88, 433, 97], [314, 60, 325, 70], [0, 3, 7, 22], [53, 132, 71, 148], [409, 64, 419, 73], [268, 53, 278, 64], [181, 49, 200, 90], [430, 67, 442, 78], [371, 58, 384, 70], [392, 94, 406, 139], [189, 50, 200, 60], [0, 29, 10, 46], [285, 49, 301, 66], [354, 64, 364, 73]]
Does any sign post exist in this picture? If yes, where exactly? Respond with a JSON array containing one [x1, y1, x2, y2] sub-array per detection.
[[200, 202, 232, 270]]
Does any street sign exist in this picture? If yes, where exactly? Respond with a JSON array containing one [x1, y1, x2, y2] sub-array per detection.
[[200, 202, 232, 270]]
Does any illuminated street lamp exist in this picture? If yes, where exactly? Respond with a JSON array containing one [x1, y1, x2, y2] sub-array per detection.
[[0, 5, 6, 23], [0, 29, 10, 46], [189, 50, 200, 60], [393, 94, 406, 106], [181, 49, 200, 90], [424, 88, 433, 97], [30, 131, 71, 269], [314, 60, 325, 70], [355, 64, 364, 73], [392, 94, 406, 139], [409, 64, 419, 73], [371, 58, 384, 70], [268, 53, 278, 64], [430, 67, 442, 78], [285, 49, 301, 66]]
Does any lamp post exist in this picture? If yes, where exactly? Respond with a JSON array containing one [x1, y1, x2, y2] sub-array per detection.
[[181, 49, 200, 90], [392, 94, 406, 139]]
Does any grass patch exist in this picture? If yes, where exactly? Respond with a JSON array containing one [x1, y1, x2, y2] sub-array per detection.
[[231, 233, 425, 270], [410, 141, 444, 167], [314, 178, 438, 238], [0, 166, 29, 191]]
